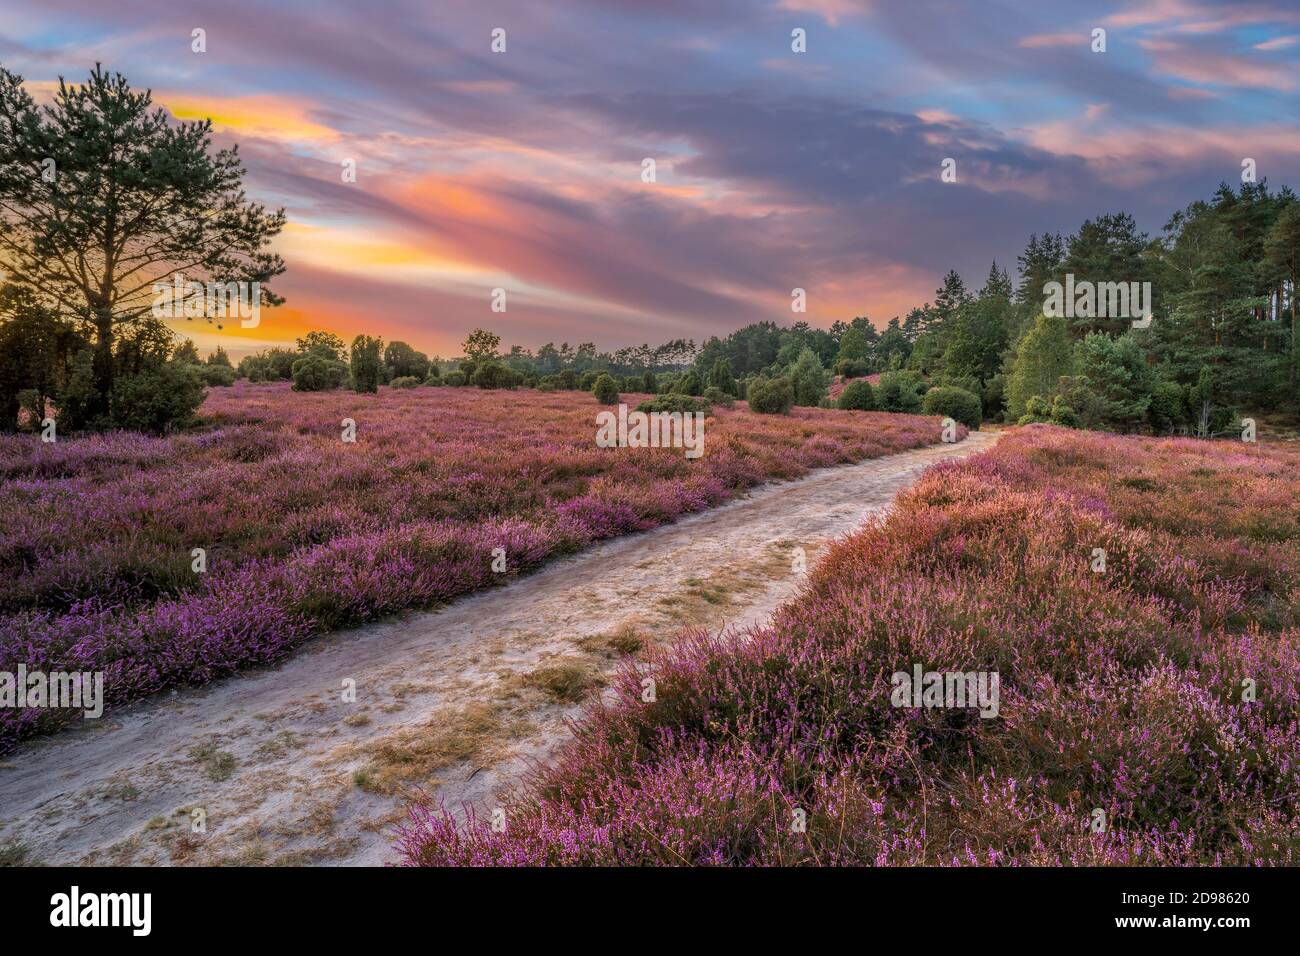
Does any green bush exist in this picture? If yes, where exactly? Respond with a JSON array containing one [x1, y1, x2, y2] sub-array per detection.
[[833, 357, 871, 379], [291, 354, 347, 392], [53, 351, 102, 431], [390, 376, 420, 389], [876, 370, 927, 413], [702, 386, 734, 407], [707, 359, 736, 396], [788, 348, 827, 406], [921, 385, 982, 429], [641, 370, 657, 393], [1049, 399, 1080, 428], [423, 369, 442, 386], [670, 370, 704, 396], [1148, 379, 1186, 433], [110, 361, 206, 434], [197, 363, 237, 387], [747, 376, 794, 414], [579, 370, 600, 391], [471, 361, 517, 389], [1017, 395, 1052, 425], [635, 394, 711, 415], [350, 335, 383, 393], [593, 373, 619, 405], [836, 379, 876, 411], [444, 370, 468, 387], [557, 369, 578, 390]]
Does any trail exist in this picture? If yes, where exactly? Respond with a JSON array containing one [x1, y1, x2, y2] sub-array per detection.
[[0, 431, 998, 866]]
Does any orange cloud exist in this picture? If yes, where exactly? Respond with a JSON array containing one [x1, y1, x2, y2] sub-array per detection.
[[161, 93, 341, 145]]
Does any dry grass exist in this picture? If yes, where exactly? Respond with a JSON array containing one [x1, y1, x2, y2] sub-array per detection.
[[349, 702, 532, 795], [521, 657, 604, 704], [577, 623, 648, 658], [187, 741, 238, 782]]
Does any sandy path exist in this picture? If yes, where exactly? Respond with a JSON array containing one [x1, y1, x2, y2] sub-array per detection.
[[0, 431, 998, 866]]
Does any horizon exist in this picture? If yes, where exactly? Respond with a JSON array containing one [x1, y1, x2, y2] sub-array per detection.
[[2, 0, 1299, 361]]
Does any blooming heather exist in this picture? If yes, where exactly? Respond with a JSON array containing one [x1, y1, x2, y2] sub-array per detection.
[[398, 425, 1300, 866], [0, 382, 953, 752]]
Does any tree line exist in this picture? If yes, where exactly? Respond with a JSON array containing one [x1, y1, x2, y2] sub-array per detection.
[[2, 64, 1296, 438]]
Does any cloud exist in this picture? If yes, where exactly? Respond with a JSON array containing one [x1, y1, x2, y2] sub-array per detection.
[[1018, 33, 1086, 49], [5, 0, 1300, 355], [1138, 38, 1296, 91]]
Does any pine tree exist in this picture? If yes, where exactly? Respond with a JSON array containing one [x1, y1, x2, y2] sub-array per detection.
[[0, 64, 285, 422], [1265, 200, 1300, 389]]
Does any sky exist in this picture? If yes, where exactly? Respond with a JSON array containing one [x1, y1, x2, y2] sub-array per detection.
[[2, 0, 1299, 360]]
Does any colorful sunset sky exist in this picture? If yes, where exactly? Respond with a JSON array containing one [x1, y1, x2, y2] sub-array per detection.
[[2, 0, 1299, 360]]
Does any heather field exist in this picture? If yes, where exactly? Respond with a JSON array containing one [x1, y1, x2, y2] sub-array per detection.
[[399, 426, 1300, 866], [0, 382, 954, 752]]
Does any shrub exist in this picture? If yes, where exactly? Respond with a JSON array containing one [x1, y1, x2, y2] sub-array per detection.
[[592, 373, 619, 405], [390, 376, 420, 389], [1017, 395, 1052, 425], [1049, 399, 1080, 428], [579, 371, 600, 391], [702, 386, 734, 407], [291, 354, 347, 392], [444, 370, 468, 387], [788, 348, 827, 406], [53, 351, 102, 431], [671, 370, 703, 396], [557, 370, 578, 390], [642, 370, 657, 393], [876, 370, 927, 413], [635, 393, 711, 415], [239, 348, 297, 382], [197, 363, 237, 387], [383, 341, 431, 381], [1148, 380, 1186, 434], [471, 361, 516, 390], [707, 359, 737, 396], [423, 368, 442, 386], [921, 385, 982, 429], [350, 335, 383, 394], [109, 361, 206, 434], [836, 379, 876, 411], [747, 376, 794, 414], [834, 357, 872, 379]]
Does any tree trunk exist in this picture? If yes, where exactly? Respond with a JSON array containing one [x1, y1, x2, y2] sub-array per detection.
[[92, 307, 114, 421], [1284, 277, 1294, 392]]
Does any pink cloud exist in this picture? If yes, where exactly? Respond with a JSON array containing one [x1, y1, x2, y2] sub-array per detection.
[[1138, 38, 1296, 91], [1018, 33, 1085, 49]]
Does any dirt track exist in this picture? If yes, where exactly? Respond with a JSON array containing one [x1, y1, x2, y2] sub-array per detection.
[[0, 431, 998, 866]]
